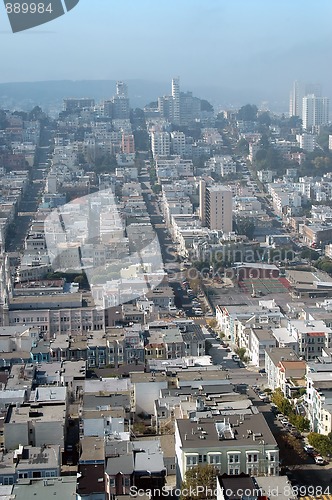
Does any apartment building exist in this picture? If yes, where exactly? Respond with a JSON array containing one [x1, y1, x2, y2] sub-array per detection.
[[175, 414, 279, 486], [199, 180, 233, 233]]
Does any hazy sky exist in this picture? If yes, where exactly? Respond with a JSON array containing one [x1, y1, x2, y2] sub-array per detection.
[[1, 0, 332, 105]]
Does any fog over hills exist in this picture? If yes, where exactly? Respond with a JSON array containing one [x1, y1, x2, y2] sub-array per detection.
[[0, 79, 289, 114]]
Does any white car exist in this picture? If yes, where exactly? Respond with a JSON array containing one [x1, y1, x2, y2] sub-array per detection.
[[314, 455, 325, 465], [258, 393, 267, 400]]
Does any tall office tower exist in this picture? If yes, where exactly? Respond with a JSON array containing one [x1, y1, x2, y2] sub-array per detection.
[[199, 180, 233, 233], [289, 81, 304, 118], [151, 131, 170, 158], [171, 77, 181, 125], [302, 95, 329, 131], [116, 81, 128, 97]]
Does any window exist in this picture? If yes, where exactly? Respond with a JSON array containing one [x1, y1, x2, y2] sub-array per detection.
[[208, 454, 221, 464], [110, 478, 115, 487], [198, 454, 207, 463], [228, 454, 240, 463], [186, 455, 198, 466], [247, 453, 258, 463]]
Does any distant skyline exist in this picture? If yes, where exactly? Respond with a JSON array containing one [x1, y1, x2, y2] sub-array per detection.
[[1, 0, 332, 109]]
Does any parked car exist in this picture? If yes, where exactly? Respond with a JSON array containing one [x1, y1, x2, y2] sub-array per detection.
[[276, 413, 285, 421], [258, 368, 266, 374], [304, 445, 315, 455], [258, 393, 267, 400], [314, 455, 325, 465]]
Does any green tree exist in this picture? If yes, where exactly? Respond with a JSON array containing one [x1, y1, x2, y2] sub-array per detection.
[[133, 129, 150, 151], [271, 388, 292, 416], [301, 248, 320, 261], [200, 99, 214, 113], [235, 138, 249, 155], [288, 414, 309, 432], [235, 347, 247, 362], [181, 464, 218, 500], [237, 104, 258, 122], [257, 111, 271, 127], [307, 432, 332, 456], [235, 218, 255, 240], [28, 105, 45, 121]]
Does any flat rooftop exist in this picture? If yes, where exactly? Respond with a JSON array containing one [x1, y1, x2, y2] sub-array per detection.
[[5, 403, 66, 425], [176, 413, 277, 448]]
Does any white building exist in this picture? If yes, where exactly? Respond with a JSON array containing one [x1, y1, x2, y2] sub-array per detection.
[[172, 77, 180, 125], [302, 94, 329, 131], [175, 414, 279, 486], [296, 133, 316, 152], [151, 131, 170, 158]]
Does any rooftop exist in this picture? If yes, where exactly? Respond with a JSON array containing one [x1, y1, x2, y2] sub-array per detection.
[[176, 413, 277, 448], [12, 477, 77, 499]]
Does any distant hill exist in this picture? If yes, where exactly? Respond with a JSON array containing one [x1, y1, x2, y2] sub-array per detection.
[[0, 79, 171, 113], [0, 79, 289, 114]]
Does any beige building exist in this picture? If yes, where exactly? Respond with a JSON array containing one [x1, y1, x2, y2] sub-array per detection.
[[199, 180, 233, 233]]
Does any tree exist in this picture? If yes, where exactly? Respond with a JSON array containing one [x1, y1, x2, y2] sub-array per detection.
[[235, 138, 249, 155], [146, 101, 158, 109], [200, 99, 214, 113], [257, 111, 271, 127], [133, 129, 150, 151], [28, 105, 45, 121], [235, 218, 255, 240], [181, 464, 218, 500], [289, 116, 302, 129], [301, 248, 320, 261], [271, 388, 292, 416], [206, 319, 218, 329], [237, 104, 258, 122], [307, 432, 332, 457], [235, 347, 247, 362], [288, 414, 309, 432]]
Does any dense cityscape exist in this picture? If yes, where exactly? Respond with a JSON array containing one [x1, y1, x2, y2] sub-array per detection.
[[0, 75, 332, 499]]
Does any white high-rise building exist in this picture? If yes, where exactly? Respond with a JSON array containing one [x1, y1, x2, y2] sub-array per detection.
[[199, 180, 233, 233], [171, 77, 180, 125], [289, 81, 304, 118], [116, 81, 128, 97], [151, 131, 170, 158], [302, 94, 329, 131], [289, 81, 322, 119]]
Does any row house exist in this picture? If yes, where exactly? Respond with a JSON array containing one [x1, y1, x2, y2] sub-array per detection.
[[175, 414, 279, 487], [265, 347, 300, 392], [306, 360, 332, 435]]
